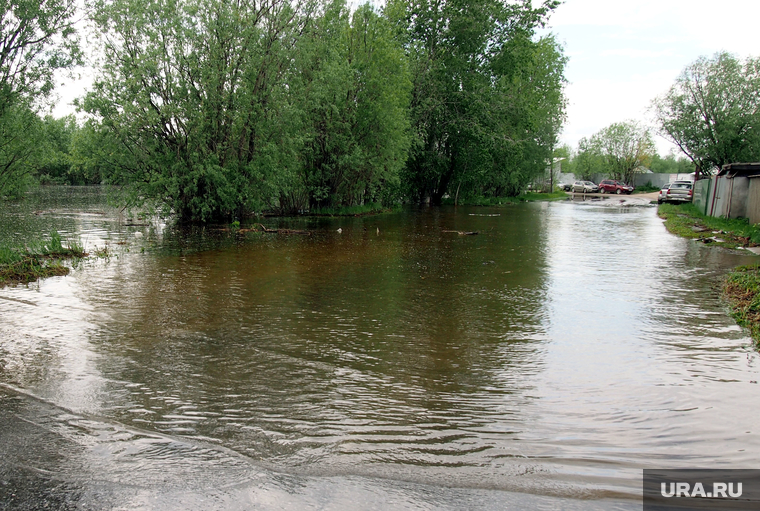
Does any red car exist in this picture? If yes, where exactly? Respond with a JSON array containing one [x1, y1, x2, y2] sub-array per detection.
[[598, 179, 634, 194]]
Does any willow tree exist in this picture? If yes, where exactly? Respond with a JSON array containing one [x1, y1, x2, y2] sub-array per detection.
[[84, 0, 311, 222], [386, 0, 564, 204], [285, 1, 411, 212]]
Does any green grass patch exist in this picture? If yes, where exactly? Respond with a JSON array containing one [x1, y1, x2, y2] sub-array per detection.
[[657, 202, 760, 248], [309, 202, 398, 216], [441, 191, 568, 206], [724, 264, 760, 346], [0, 231, 88, 286]]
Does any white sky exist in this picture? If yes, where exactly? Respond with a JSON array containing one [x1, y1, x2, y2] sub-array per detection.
[[54, 0, 760, 157], [543, 0, 760, 155]]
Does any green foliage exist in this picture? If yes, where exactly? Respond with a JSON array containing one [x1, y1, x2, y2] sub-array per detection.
[[653, 52, 760, 173], [287, 1, 412, 212], [0, 104, 43, 196], [0, 0, 571, 218], [83, 0, 306, 221], [36, 115, 95, 185], [649, 152, 695, 175], [82, 0, 411, 221], [0, 0, 81, 196], [581, 121, 655, 184], [573, 136, 604, 180], [388, 0, 566, 204]]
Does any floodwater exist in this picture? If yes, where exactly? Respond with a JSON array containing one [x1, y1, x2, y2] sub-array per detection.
[[1, 187, 759, 510]]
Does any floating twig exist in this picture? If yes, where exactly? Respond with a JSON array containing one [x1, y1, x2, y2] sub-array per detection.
[[442, 230, 479, 235]]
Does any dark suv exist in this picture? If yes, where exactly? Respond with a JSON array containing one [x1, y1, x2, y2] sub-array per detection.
[[598, 180, 634, 194]]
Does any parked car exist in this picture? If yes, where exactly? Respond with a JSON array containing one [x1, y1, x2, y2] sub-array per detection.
[[657, 184, 670, 204], [572, 181, 599, 193], [558, 182, 573, 191], [661, 181, 693, 203], [598, 179, 633, 194]]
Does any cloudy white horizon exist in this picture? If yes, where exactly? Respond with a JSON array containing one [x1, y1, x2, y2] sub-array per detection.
[[544, 0, 760, 155], [53, 0, 760, 157]]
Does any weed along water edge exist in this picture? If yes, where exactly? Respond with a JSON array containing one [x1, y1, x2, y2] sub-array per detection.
[[0, 230, 87, 286], [1, 187, 759, 509]]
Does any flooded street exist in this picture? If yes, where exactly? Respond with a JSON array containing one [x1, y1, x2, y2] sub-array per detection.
[[1, 187, 759, 509]]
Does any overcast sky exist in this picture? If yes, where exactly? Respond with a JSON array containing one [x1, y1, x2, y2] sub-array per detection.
[[544, 0, 760, 155], [55, 0, 760, 157]]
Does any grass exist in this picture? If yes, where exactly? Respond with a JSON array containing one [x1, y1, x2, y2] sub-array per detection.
[[441, 191, 568, 206], [724, 265, 760, 346], [657, 202, 760, 248], [0, 231, 88, 286]]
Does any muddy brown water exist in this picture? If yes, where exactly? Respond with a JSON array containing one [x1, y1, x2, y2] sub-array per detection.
[[1, 187, 759, 510]]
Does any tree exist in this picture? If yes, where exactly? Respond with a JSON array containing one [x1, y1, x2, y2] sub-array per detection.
[[652, 52, 760, 175], [553, 144, 573, 173], [573, 136, 603, 180], [586, 121, 654, 184], [386, 0, 564, 204], [0, 0, 81, 196], [83, 0, 311, 221], [287, 1, 411, 212], [36, 115, 77, 184], [83, 0, 411, 221], [649, 151, 694, 175], [0, 104, 42, 196]]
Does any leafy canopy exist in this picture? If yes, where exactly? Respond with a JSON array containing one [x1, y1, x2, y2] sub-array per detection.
[[653, 51, 760, 173]]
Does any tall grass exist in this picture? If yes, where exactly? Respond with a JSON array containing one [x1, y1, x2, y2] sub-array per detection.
[[724, 264, 760, 346], [0, 230, 87, 286]]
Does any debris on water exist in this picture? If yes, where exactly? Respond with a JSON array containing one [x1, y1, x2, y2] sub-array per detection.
[[468, 214, 500, 217], [691, 226, 709, 232], [442, 230, 479, 235]]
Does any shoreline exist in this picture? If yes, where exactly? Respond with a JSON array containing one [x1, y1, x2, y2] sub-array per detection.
[[657, 202, 760, 347]]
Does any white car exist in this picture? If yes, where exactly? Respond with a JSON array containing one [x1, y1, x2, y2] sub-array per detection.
[[657, 184, 670, 204], [572, 181, 598, 193], [662, 181, 693, 203]]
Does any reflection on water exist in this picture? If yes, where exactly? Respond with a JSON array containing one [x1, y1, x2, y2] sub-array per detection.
[[1, 187, 759, 508]]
